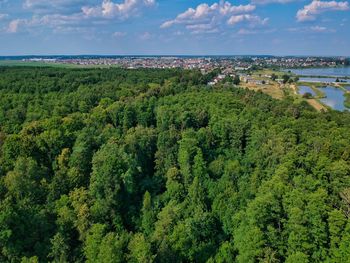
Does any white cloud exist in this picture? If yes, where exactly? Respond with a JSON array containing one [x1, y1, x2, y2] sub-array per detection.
[[227, 14, 269, 26], [296, 0, 349, 22], [7, 19, 23, 33], [82, 0, 156, 19], [160, 1, 266, 34], [187, 24, 220, 34], [161, 2, 256, 28], [7, 0, 156, 34], [218, 2, 256, 15]]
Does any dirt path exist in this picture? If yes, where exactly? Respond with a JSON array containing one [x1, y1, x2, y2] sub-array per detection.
[[307, 99, 328, 111], [291, 84, 298, 95]]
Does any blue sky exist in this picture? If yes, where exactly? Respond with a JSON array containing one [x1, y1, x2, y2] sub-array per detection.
[[0, 0, 349, 55]]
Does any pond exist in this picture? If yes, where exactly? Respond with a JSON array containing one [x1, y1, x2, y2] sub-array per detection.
[[319, 86, 347, 111], [299, 77, 350, 83], [298, 85, 316, 96], [287, 67, 350, 77]]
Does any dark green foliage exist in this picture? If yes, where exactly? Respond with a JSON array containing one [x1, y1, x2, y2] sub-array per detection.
[[233, 75, 240, 85], [0, 67, 350, 262], [271, 73, 277, 81], [282, 74, 291, 84], [303, 92, 313, 99]]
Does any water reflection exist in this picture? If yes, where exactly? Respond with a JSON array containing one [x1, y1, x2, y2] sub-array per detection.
[[319, 86, 346, 111], [299, 77, 350, 83], [288, 67, 350, 77], [298, 85, 316, 96]]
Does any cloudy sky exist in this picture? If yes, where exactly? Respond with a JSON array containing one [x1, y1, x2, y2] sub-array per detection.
[[0, 0, 349, 55]]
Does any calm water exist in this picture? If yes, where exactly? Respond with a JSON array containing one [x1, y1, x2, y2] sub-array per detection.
[[298, 85, 316, 96], [345, 86, 350, 91], [299, 77, 350, 83], [288, 67, 350, 77], [319, 86, 347, 111]]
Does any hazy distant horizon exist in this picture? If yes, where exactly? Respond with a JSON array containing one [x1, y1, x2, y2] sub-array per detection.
[[1, 1, 349, 56], [1, 54, 349, 58]]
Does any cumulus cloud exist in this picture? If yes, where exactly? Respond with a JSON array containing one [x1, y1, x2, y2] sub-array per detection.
[[7, 0, 156, 34], [82, 0, 156, 19], [227, 14, 269, 26], [296, 0, 349, 21], [161, 1, 256, 28], [160, 1, 266, 34]]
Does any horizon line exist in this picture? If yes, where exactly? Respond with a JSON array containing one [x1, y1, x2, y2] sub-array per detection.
[[0, 54, 349, 58]]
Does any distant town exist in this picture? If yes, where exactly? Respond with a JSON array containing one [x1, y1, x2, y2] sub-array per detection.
[[7, 55, 349, 72]]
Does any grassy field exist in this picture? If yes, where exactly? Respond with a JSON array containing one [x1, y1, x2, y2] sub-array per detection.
[[242, 82, 286, 99], [253, 68, 286, 78], [240, 69, 291, 99], [243, 82, 288, 99]]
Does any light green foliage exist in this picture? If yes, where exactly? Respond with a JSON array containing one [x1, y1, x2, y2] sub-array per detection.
[[285, 252, 309, 263], [142, 191, 155, 236], [84, 224, 128, 263], [128, 233, 154, 263], [21, 256, 39, 263], [49, 233, 69, 263]]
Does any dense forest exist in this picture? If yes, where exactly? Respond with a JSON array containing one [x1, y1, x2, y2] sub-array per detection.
[[0, 67, 350, 263]]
